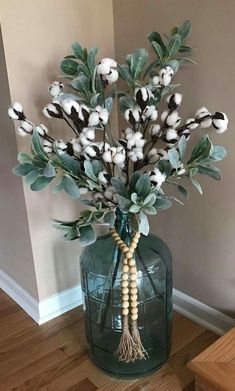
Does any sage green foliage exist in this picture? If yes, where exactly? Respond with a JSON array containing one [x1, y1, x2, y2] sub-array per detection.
[[12, 20, 227, 246]]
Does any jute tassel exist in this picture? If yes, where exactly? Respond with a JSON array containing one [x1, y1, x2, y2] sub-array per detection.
[[110, 229, 148, 362]]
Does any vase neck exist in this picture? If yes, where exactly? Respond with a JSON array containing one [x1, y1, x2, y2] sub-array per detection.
[[115, 211, 132, 241]]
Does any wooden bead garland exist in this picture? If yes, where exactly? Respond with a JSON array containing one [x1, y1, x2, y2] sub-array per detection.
[[110, 228, 148, 363]]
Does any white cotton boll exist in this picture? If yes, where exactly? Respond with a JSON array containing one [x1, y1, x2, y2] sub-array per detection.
[[13, 102, 23, 112], [159, 67, 174, 86], [98, 170, 108, 184], [48, 81, 64, 97], [88, 112, 100, 127], [161, 110, 169, 122], [55, 140, 67, 154], [103, 150, 112, 163], [127, 139, 136, 150], [97, 58, 117, 75], [132, 108, 141, 123], [134, 147, 144, 160], [79, 133, 90, 146], [79, 187, 88, 195], [17, 127, 28, 137], [185, 118, 199, 129], [113, 152, 125, 165], [195, 107, 210, 118], [166, 128, 178, 141], [167, 93, 182, 109], [132, 131, 142, 141], [43, 103, 62, 119], [200, 117, 212, 128], [62, 100, 79, 116], [84, 145, 96, 157], [150, 124, 161, 137], [135, 87, 149, 103], [124, 109, 131, 121], [78, 105, 90, 121], [105, 69, 119, 84], [150, 168, 166, 188], [144, 106, 158, 121], [8, 107, 19, 120], [135, 138, 146, 148], [125, 127, 133, 138], [98, 108, 109, 125], [21, 120, 34, 134], [34, 124, 48, 136], [152, 76, 161, 87], [83, 128, 95, 140], [42, 107, 51, 118], [43, 140, 53, 154], [71, 138, 82, 153], [158, 148, 168, 160], [212, 112, 228, 134], [178, 167, 186, 175], [166, 111, 180, 127]]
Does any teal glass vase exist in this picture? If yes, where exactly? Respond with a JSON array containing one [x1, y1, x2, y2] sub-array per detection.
[[80, 214, 172, 379]]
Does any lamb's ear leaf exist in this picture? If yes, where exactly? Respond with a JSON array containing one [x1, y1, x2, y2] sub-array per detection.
[[32, 130, 48, 161], [138, 212, 149, 236], [111, 178, 129, 198], [103, 211, 116, 227], [177, 185, 189, 199], [87, 47, 97, 74], [129, 171, 142, 192], [167, 34, 182, 56], [197, 164, 221, 180], [154, 197, 172, 210], [43, 161, 56, 178], [147, 31, 167, 51], [79, 225, 96, 246], [25, 169, 41, 186], [17, 152, 33, 163], [178, 20, 192, 41], [188, 135, 212, 163], [61, 176, 80, 198], [131, 48, 149, 81], [191, 178, 203, 194], [61, 59, 78, 76], [13, 163, 34, 176], [115, 195, 132, 213], [178, 135, 187, 159], [168, 148, 181, 169], [71, 42, 84, 60], [210, 145, 227, 161], [135, 173, 151, 198], [30, 176, 53, 191], [129, 214, 139, 233]]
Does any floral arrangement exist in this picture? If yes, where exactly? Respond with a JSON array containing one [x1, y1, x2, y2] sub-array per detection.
[[8, 21, 228, 362]]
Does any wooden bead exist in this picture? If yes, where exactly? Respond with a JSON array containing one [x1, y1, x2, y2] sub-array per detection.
[[128, 259, 136, 267], [130, 287, 138, 295], [131, 242, 137, 249], [131, 307, 138, 315], [126, 251, 133, 259], [132, 237, 139, 244], [130, 281, 137, 288], [122, 287, 129, 295], [131, 313, 138, 321], [123, 258, 128, 265], [130, 294, 138, 302], [112, 233, 119, 239], [122, 294, 129, 301], [130, 266, 137, 274], [122, 308, 129, 316], [130, 273, 137, 281], [117, 239, 123, 246], [122, 246, 129, 253], [129, 245, 135, 253], [131, 301, 138, 308], [122, 301, 129, 308], [135, 232, 141, 239], [110, 228, 115, 233], [122, 272, 129, 281], [122, 280, 128, 288], [122, 264, 129, 273]]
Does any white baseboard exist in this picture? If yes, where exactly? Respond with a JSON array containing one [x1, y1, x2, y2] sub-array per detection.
[[1, 269, 235, 333], [173, 288, 235, 335], [0, 270, 83, 324]]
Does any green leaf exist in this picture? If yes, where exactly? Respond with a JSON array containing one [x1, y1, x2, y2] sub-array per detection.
[[17, 152, 33, 163], [177, 185, 189, 198], [119, 95, 136, 112], [197, 164, 221, 180], [79, 225, 96, 246], [92, 160, 103, 176], [168, 148, 181, 169], [56, 153, 81, 177], [43, 161, 56, 178], [65, 227, 79, 241], [131, 48, 148, 80], [103, 211, 116, 227], [61, 175, 80, 198], [32, 130, 48, 161], [30, 176, 53, 191], [60, 59, 78, 76], [171, 26, 179, 36], [25, 169, 40, 186], [158, 160, 172, 177], [117, 64, 133, 87], [129, 204, 140, 213], [143, 193, 156, 206], [139, 212, 149, 235], [178, 20, 192, 41], [179, 45, 193, 53], [165, 59, 180, 73], [147, 31, 166, 51], [131, 192, 138, 204], [52, 180, 64, 194], [135, 173, 151, 198], [111, 178, 129, 198], [71, 42, 84, 60], [144, 205, 157, 215], [71, 74, 89, 93], [178, 136, 187, 159], [167, 34, 182, 56], [13, 163, 34, 176], [129, 171, 142, 192], [151, 41, 164, 62], [115, 195, 132, 213], [143, 59, 160, 78], [210, 146, 227, 161], [191, 178, 203, 194], [188, 135, 212, 164], [84, 160, 97, 182], [129, 214, 139, 232], [105, 97, 113, 113], [87, 47, 97, 73], [154, 197, 172, 210]]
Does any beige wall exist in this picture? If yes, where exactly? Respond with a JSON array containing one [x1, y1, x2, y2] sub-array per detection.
[[0, 26, 38, 299], [113, 0, 235, 316], [0, 0, 115, 300]]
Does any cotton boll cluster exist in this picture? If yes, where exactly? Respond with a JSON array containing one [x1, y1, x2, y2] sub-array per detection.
[[88, 106, 109, 127], [212, 112, 228, 134], [152, 66, 174, 87], [43, 103, 63, 119], [8, 102, 25, 121], [142, 105, 158, 121], [48, 81, 64, 98], [195, 107, 212, 128], [124, 128, 146, 162], [149, 124, 161, 137], [103, 145, 126, 167], [71, 128, 97, 158], [149, 168, 166, 189], [17, 120, 34, 137], [161, 110, 181, 128], [97, 58, 118, 85], [167, 93, 183, 111], [43, 140, 53, 154], [165, 128, 179, 143]]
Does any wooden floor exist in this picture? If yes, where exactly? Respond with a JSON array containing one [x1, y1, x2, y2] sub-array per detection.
[[0, 289, 218, 391]]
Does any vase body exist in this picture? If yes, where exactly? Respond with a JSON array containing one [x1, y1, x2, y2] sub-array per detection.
[[80, 226, 172, 379]]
